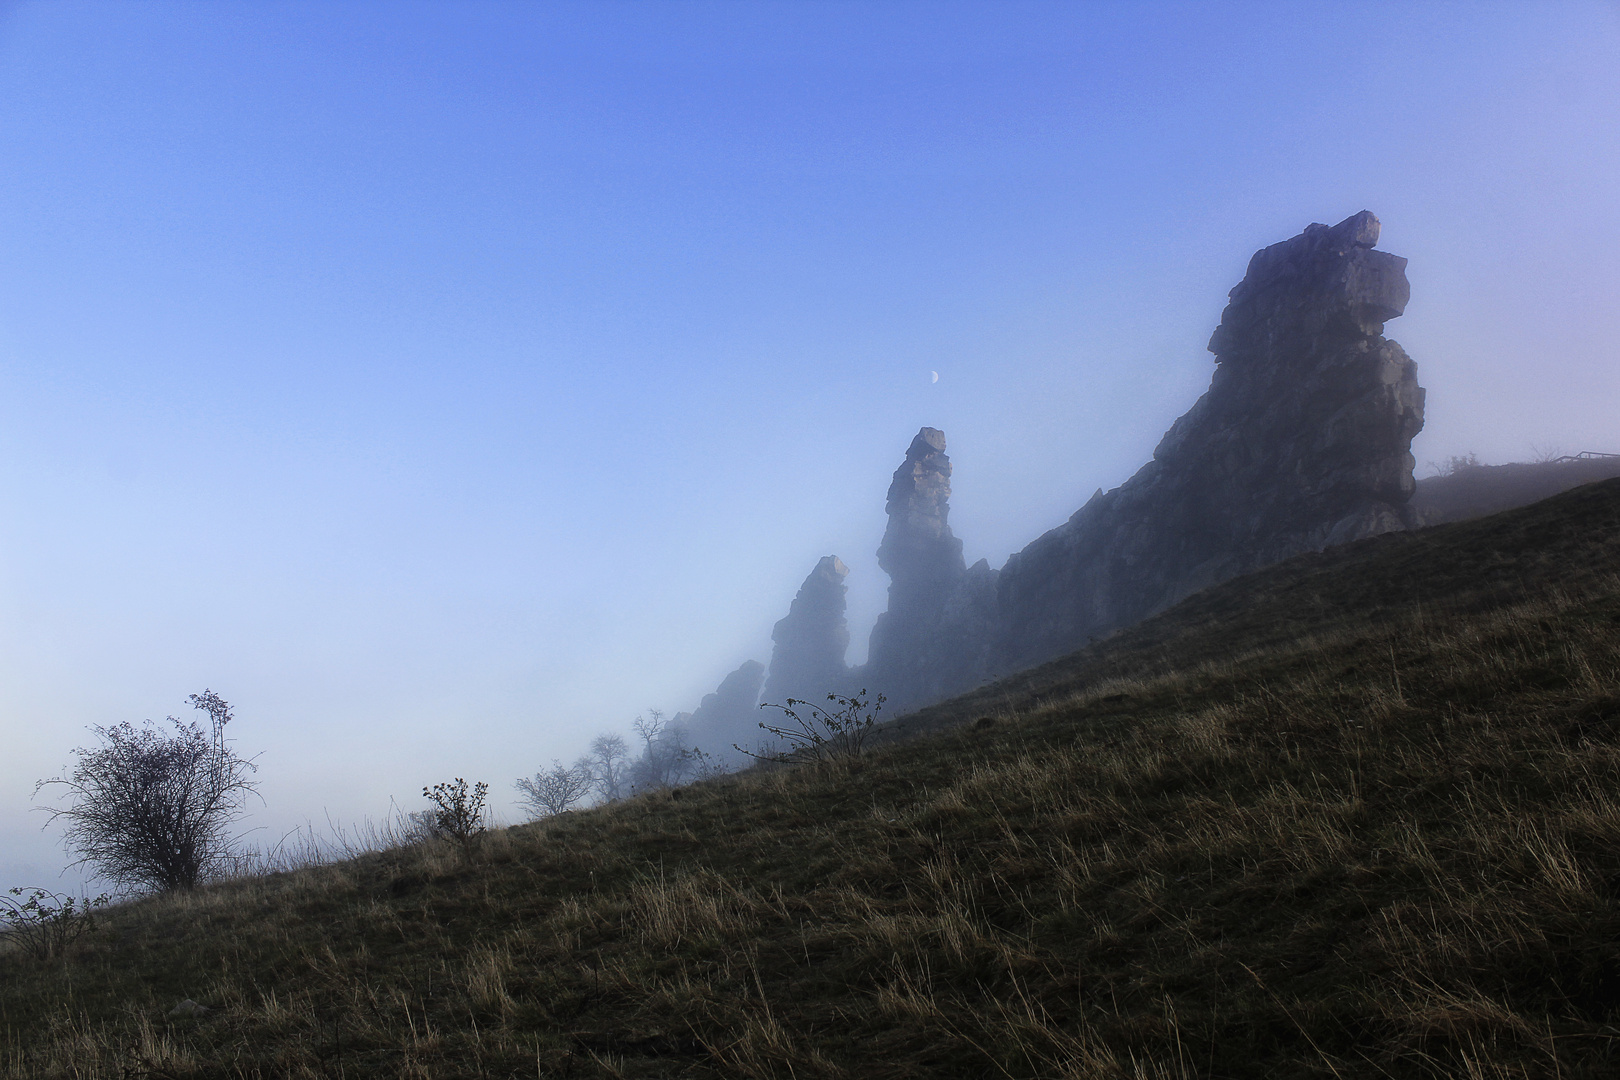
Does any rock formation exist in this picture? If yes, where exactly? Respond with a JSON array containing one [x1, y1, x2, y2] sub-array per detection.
[[675, 211, 1427, 730], [862, 429, 998, 712], [762, 556, 851, 705], [682, 659, 766, 760], [995, 210, 1425, 672]]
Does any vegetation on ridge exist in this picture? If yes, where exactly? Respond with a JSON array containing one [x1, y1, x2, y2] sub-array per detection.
[[7, 480, 1620, 1077]]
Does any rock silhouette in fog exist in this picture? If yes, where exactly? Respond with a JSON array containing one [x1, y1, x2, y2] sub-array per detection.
[[762, 556, 851, 705], [682, 659, 766, 759], [994, 210, 1424, 671], [700, 211, 1428, 727], [861, 429, 997, 712]]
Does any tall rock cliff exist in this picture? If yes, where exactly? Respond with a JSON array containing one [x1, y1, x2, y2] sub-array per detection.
[[682, 659, 766, 760], [762, 556, 851, 705], [995, 210, 1425, 672], [862, 428, 998, 712]]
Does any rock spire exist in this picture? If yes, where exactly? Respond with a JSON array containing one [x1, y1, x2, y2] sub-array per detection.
[[762, 555, 851, 705], [862, 428, 998, 711]]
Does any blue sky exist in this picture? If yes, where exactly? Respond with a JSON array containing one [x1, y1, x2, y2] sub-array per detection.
[[2, 1, 1617, 892]]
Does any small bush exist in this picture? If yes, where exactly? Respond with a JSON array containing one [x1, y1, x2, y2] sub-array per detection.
[[420, 778, 488, 845], [746, 689, 885, 764], [0, 888, 108, 962], [1430, 450, 1483, 476]]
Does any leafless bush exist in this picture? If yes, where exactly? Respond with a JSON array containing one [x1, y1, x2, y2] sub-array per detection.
[[0, 888, 108, 962], [420, 778, 488, 845], [514, 760, 592, 818], [745, 689, 885, 764], [686, 746, 732, 781], [34, 690, 258, 892]]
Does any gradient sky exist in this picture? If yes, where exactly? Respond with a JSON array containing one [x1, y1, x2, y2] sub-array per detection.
[[3, 1, 1617, 894]]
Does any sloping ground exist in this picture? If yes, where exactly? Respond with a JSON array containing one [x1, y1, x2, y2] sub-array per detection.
[[895, 474, 1620, 737], [1410, 455, 1620, 527], [7, 481, 1620, 1079]]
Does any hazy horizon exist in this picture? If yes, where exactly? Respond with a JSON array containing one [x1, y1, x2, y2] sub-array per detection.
[[3, 1, 1617, 895]]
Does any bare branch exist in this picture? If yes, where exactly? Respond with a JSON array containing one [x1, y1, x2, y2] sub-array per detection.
[[738, 689, 884, 765]]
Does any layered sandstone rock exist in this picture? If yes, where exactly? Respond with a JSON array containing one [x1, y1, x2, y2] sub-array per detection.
[[762, 556, 851, 705], [862, 429, 998, 711], [994, 210, 1425, 672]]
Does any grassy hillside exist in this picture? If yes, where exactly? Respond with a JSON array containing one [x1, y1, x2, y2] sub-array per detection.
[[7, 480, 1620, 1079]]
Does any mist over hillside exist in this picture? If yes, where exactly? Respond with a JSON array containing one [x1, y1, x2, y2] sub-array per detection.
[[1412, 453, 1620, 525], [5, 4, 1620, 1073], [3, 3, 1618, 914]]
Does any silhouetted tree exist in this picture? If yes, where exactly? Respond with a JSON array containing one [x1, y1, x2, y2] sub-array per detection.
[[514, 760, 592, 818], [35, 691, 258, 892], [629, 710, 699, 791], [585, 733, 630, 802]]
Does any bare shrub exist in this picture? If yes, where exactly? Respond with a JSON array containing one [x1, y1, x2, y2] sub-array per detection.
[[34, 690, 258, 892], [686, 745, 731, 781], [0, 888, 108, 962], [745, 689, 885, 764], [420, 778, 488, 845], [514, 760, 592, 818]]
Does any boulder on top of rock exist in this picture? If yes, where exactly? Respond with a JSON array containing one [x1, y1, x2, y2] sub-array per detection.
[[875, 427, 961, 587]]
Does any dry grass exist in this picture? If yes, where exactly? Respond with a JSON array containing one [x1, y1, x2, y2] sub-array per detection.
[[7, 479, 1620, 1078]]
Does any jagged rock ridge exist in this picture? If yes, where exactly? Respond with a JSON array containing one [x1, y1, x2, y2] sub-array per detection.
[[742, 210, 1426, 722], [677, 559, 849, 766]]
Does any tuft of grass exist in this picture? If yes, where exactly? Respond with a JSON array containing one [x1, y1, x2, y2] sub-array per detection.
[[8, 479, 1620, 1077]]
